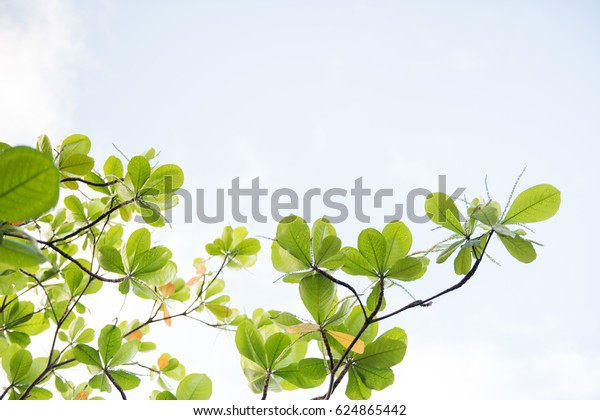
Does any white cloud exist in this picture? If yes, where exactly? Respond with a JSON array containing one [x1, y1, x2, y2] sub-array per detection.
[[0, 0, 81, 143]]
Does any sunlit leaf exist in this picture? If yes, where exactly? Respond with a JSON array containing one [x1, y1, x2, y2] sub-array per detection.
[[327, 330, 365, 354]]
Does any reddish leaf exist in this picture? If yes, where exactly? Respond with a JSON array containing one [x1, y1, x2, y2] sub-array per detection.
[[326, 330, 365, 354], [186, 275, 202, 288], [126, 330, 143, 341], [159, 282, 175, 297], [158, 354, 169, 370], [75, 391, 89, 400], [163, 305, 172, 327]]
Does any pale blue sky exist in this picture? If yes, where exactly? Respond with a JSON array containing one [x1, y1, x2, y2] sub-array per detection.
[[1, 0, 599, 399]]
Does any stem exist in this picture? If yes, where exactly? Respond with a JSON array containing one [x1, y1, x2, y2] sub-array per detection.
[[0, 384, 14, 400], [47, 197, 136, 244], [332, 360, 353, 393], [20, 270, 57, 322], [60, 177, 122, 187], [321, 277, 386, 400], [373, 232, 494, 323], [315, 268, 367, 320], [39, 240, 132, 283], [261, 370, 271, 400], [104, 369, 127, 400], [123, 255, 231, 338]]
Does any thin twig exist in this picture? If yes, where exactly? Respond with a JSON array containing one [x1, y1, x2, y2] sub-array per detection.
[[47, 197, 136, 244], [104, 369, 127, 400], [315, 268, 367, 320], [60, 177, 122, 187]]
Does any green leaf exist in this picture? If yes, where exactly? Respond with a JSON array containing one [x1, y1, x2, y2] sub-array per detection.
[[297, 358, 328, 380], [143, 164, 184, 194], [265, 333, 291, 369], [126, 228, 151, 270], [425, 192, 465, 235], [104, 156, 123, 178], [108, 340, 139, 367], [0, 238, 47, 269], [498, 234, 537, 263], [235, 321, 268, 369], [345, 306, 378, 344], [382, 221, 412, 270], [98, 246, 126, 275], [367, 282, 386, 312], [311, 218, 336, 253], [76, 328, 95, 344], [324, 297, 355, 328], [469, 201, 501, 226], [299, 273, 336, 324], [355, 327, 407, 369], [19, 356, 47, 385], [314, 235, 342, 266], [357, 228, 387, 274], [9, 348, 32, 384], [58, 134, 91, 163], [109, 369, 140, 390], [205, 303, 232, 320], [98, 325, 122, 365], [0, 270, 28, 295], [354, 364, 395, 391], [156, 391, 177, 400], [22, 386, 53, 400], [0, 146, 60, 222], [59, 153, 95, 176], [341, 247, 377, 277], [346, 367, 371, 400], [36, 134, 52, 156], [11, 313, 50, 336], [132, 246, 171, 275], [492, 223, 516, 238], [176, 373, 212, 400], [503, 184, 561, 224], [274, 363, 326, 389], [386, 257, 427, 281], [271, 241, 308, 274], [436, 240, 464, 264], [275, 216, 312, 267], [89, 373, 111, 392], [135, 260, 176, 286], [453, 246, 472, 275], [127, 156, 151, 194], [234, 238, 261, 256], [73, 344, 102, 368]]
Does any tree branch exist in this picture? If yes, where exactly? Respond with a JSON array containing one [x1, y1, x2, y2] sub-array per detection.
[[104, 368, 127, 400], [315, 267, 367, 320], [60, 177, 122, 187], [20, 270, 58, 322], [47, 197, 136, 244], [373, 232, 494, 323], [261, 370, 271, 400], [38, 240, 132, 283]]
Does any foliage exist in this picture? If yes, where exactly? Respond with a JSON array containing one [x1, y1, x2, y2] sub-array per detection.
[[0, 135, 560, 400]]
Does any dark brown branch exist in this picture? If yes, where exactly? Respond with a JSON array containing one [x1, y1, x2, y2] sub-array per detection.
[[0, 383, 14, 400], [60, 177, 122, 187], [104, 368, 127, 400], [39, 240, 132, 283], [373, 232, 494, 323], [20, 270, 58, 322], [261, 370, 271, 400], [47, 197, 136, 244], [315, 267, 367, 320]]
